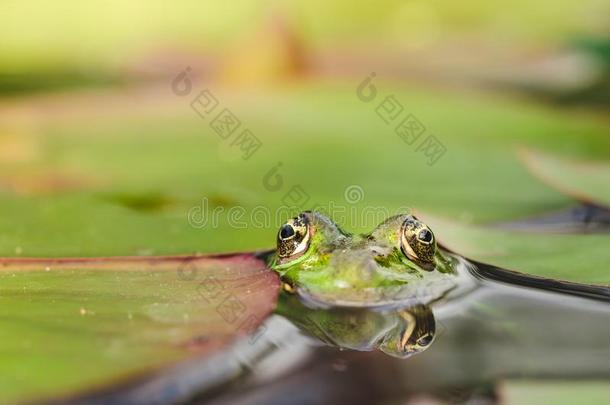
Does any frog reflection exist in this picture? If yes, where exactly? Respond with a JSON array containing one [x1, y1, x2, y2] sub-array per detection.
[[276, 292, 435, 359]]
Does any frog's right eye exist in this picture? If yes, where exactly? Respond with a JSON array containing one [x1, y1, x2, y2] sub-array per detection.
[[400, 216, 436, 270], [277, 214, 311, 261]]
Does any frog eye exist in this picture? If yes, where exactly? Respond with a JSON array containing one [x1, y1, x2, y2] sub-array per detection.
[[279, 224, 296, 240], [277, 214, 311, 261], [417, 229, 433, 244], [400, 217, 436, 270]]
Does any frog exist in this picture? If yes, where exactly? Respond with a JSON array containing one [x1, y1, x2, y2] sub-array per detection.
[[267, 211, 460, 358], [269, 211, 460, 309]]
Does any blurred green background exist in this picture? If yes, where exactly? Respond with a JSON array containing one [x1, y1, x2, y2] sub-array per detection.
[[1, 0, 609, 256]]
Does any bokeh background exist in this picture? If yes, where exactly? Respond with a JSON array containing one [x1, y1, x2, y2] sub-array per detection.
[[1, 0, 609, 254]]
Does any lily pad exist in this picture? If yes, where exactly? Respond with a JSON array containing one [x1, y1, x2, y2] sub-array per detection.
[[0, 253, 279, 404], [502, 380, 610, 405], [425, 215, 610, 285], [519, 148, 610, 208]]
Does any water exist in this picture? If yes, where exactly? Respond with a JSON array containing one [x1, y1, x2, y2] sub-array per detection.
[[232, 253, 610, 402]]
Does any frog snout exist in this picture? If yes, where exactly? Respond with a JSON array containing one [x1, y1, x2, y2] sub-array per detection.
[[328, 250, 380, 287]]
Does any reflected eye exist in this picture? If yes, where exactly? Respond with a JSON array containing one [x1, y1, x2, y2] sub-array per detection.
[[400, 216, 436, 270], [277, 214, 311, 261], [416, 334, 433, 347]]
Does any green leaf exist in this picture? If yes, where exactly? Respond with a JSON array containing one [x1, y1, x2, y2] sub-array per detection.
[[502, 380, 610, 405], [0, 254, 279, 403], [519, 148, 610, 208], [425, 215, 610, 285]]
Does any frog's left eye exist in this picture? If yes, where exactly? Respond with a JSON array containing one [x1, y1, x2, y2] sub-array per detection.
[[277, 214, 311, 261], [400, 216, 436, 270]]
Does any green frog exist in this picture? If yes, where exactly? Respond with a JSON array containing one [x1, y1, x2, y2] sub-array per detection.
[[270, 211, 461, 308], [268, 211, 465, 358]]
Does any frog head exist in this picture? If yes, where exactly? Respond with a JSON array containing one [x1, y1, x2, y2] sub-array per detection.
[[270, 211, 457, 308]]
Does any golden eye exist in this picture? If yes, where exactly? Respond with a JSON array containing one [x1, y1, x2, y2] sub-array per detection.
[[400, 216, 436, 270], [277, 214, 311, 261]]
